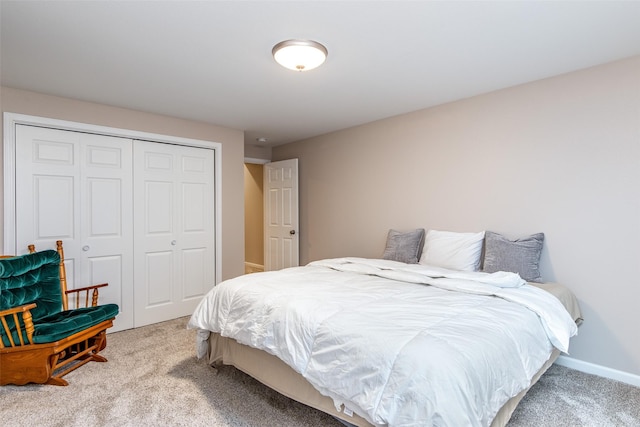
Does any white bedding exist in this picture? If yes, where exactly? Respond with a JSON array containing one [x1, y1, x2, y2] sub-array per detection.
[[188, 258, 577, 427]]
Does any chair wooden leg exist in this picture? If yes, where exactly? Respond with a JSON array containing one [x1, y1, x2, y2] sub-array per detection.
[[97, 338, 107, 352], [91, 354, 108, 362], [88, 333, 108, 362], [45, 377, 69, 386]]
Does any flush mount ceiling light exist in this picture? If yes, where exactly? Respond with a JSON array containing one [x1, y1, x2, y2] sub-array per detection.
[[272, 39, 328, 72]]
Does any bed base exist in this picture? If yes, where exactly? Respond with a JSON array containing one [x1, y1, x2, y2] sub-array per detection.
[[205, 333, 560, 427]]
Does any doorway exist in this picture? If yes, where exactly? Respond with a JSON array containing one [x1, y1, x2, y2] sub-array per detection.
[[244, 162, 264, 273]]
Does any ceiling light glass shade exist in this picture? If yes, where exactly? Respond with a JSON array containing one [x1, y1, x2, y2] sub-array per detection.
[[272, 39, 328, 72]]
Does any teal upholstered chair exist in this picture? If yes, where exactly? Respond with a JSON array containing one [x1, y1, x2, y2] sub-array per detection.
[[0, 241, 118, 386]]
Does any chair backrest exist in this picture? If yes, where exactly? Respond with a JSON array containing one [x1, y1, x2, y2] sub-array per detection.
[[28, 240, 70, 310], [0, 250, 63, 323]]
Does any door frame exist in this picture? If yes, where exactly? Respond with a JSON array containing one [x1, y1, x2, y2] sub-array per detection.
[[3, 112, 222, 286]]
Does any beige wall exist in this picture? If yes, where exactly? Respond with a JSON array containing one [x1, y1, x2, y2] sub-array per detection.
[[244, 163, 264, 267], [273, 56, 640, 377], [1, 86, 245, 280], [244, 144, 272, 161]]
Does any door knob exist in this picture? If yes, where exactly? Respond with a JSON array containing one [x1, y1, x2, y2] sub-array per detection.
[[289, 230, 296, 235], [82, 245, 90, 251], [171, 240, 177, 246]]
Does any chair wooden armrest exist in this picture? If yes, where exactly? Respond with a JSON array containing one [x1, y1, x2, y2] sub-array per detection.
[[66, 283, 109, 308], [0, 303, 37, 348]]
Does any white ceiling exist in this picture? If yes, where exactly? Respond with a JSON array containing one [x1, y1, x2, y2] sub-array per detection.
[[2, 1, 640, 148]]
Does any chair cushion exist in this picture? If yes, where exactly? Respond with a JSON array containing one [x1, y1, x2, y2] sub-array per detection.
[[0, 250, 63, 322], [32, 304, 119, 344]]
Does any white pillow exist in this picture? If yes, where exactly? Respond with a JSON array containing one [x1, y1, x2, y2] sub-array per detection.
[[419, 230, 485, 271]]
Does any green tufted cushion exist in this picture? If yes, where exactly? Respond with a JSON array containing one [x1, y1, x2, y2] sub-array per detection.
[[32, 304, 119, 343], [0, 250, 63, 321]]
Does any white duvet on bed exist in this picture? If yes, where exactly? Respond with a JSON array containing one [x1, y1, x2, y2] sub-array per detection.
[[188, 258, 577, 427]]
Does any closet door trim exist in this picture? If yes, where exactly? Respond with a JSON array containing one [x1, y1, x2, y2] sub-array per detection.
[[3, 112, 222, 286]]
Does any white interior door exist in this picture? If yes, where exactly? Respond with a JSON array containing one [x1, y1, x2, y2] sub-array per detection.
[[15, 125, 134, 332], [264, 158, 299, 271], [133, 140, 215, 327]]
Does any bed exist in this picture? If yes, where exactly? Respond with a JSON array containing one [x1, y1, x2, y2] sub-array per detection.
[[188, 230, 582, 427]]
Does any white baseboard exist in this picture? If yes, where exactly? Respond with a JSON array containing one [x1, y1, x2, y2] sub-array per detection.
[[555, 355, 640, 388]]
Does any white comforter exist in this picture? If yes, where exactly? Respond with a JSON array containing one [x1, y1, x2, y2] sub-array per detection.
[[188, 258, 578, 427]]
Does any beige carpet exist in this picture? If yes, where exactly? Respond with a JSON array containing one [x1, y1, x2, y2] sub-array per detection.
[[1, 317, 639, 427]]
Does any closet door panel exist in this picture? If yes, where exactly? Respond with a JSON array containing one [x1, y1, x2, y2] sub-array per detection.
[[87, 178, 122, 236], [145, 251, 173, 305], [182, 248, 206, 299], [34, 175, 75, 239], [79, 133, 134, 332], [133, 140, 215, 327], [87, 254, 124, 309], [183, 183, 206, 231], [16, 126, 81, 248], [145, 180, 174, 234], [15, 125, 134, 332], [179, 149, 215, 300]]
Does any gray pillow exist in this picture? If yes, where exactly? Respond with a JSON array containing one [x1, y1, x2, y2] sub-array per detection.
[[482, 231, 545, 282], [382, 228, 426, 264]]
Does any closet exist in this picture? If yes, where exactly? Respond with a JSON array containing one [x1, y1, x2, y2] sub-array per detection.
[[8, 119, 218, 332]]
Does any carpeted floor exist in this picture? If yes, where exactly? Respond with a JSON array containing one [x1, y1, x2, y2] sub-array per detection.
[[1, 317, 639, 427]]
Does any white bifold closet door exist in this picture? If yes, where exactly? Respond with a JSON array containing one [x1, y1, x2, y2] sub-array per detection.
[[132, 140, 215, 327], [14, 125, 216, 332], [15, 125, 135, 332]]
